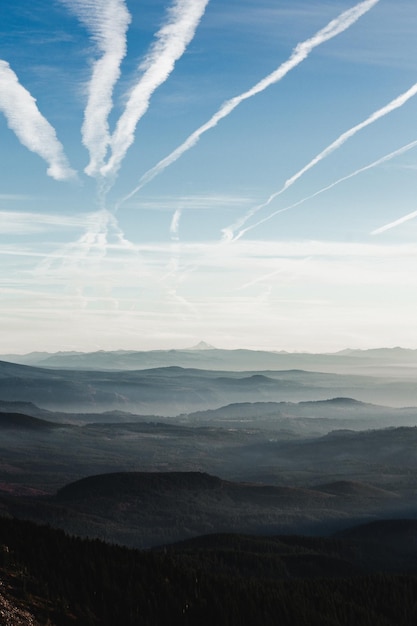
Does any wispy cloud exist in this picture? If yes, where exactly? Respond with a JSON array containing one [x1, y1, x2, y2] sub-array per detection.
[[60, 0, 131, 180], [233, 139, 417, 240], [118, 0, 380, 207], [225, 81, 417, 240], [101, 0, 209, 184], [0, 211, 91, 234], [126, 193, 253, 211], [0, 194, 30, 201], [0, 60, 76, 181], [2, 236, 416, 352]]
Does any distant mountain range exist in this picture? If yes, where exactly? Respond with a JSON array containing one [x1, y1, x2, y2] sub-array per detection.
[[2, 345, 417, 374], [0, 358, 416, 413]]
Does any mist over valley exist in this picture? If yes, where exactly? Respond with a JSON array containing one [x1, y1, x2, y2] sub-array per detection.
[[0, 346, 417, 547]]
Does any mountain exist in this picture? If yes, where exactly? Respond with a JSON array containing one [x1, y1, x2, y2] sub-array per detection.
[[0, 384, 416, 498], [0, 399, 53, 418], [184, 398, 417, 433], [0, 412, 59, 430], [0, 360, 375, 414], [236, 425, 417, 487], [185, 341, 216, 350], [336, 347, 417, 360], [186, 397, 378, 421], [0, 358, 417, 413], [314, 480, 398, 499], [3, 346, 417, 374]]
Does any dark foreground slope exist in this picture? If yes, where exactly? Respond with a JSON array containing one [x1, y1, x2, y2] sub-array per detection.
[[2, 516, 417, 625]]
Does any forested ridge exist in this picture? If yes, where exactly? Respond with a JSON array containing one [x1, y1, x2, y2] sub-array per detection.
[[1, 516, 417, 625]]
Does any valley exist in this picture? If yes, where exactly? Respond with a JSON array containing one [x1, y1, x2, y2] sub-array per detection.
[[0, 346, 417, 552], [1, 347, 417, 623]]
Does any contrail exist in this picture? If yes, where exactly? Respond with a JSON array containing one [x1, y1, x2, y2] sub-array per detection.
[[224, 82, 417, 240], [233, 139, 417, 240], [101, 0, 209, 183], [60, 0, 131, 179], [117, 0, 380, 207], [236, 268, 286, 291], [170, 209, 182, 241], [0, 60, 76, 181], [371, 210, 417, 235]]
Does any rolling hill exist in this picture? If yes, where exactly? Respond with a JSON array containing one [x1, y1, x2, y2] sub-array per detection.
[[0, 412, 60, 430], [0, 470, 405, 549]]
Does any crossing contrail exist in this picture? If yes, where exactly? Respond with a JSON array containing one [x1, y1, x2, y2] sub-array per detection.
[[36, 209, 137, 277], [117, 0, 380, 208], [61, 0, 131, 179], [0, 60, 76, 181], [232, 139, 417, 240], [100, 0, 209, 183]]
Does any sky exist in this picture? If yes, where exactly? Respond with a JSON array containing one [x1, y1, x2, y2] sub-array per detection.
[[1, 0, 417, 354]]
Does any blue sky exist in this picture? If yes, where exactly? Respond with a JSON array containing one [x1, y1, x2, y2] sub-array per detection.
[[1, 0, 417, 353]]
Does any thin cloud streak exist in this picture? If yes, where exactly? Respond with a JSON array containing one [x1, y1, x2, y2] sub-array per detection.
[[61, 0, 131, 179], [0, 210, 92, 234], [101, 0, 209, 183], [233, 139, 417, 240], [0, 194, 30, 201], [127, 194, 253, 211], [0, 60, 76, 181], [117, 0, 380, 207], [236, 268, 286, 291], [26, 237, 417, 263], [372, 210, 417, 235], [225, 82, 417, 240]]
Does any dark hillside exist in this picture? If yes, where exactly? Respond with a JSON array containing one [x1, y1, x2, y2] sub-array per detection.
[[314, 481, 399, 499], [337, 518, 417, 541], [0, 412, 59, 430], [0, 400, 51, 418], [56, 471, 223, 500], [2, 471, 406, 549], [2, 516, 417, 625]]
